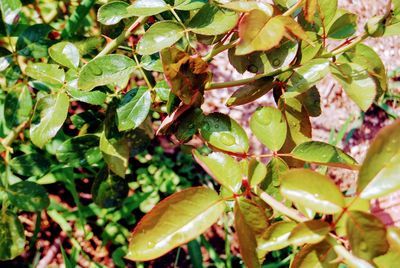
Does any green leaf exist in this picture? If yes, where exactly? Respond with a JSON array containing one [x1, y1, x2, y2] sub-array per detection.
[[99, 132, 130, 178], [7, 181, 50, 212], [116, 87, 151, 131], [174, 108, 204, 142], [188, 3, 239, 36], [97, 1, 131, 25], [234, 200, 261, 268], [56, 134, 102, 167], [226, 77, 274, 107], [374, 249, 400, 268], [346, 211, 389, 261], [248, 158, 267, 187], [299, 32, 322, 64], [68, 88, 106, 105], [4, 84, 32, 128], [291, 240, 338, 268], [284, 59, 330, 98], [126, 0, 168, 16], [0, 47, 12, 72], [250, 106, 287, 151], [0, 0, 21, 25], [92, 168, 129, 208], [126, 187, 225, 261], [327, 11, 357, 39], [236, 11, 309, 55], [25, 63, 65, 86], [78, 54, 136, 91], [330, 63, 376, 111], [296, 86, 321, 117], [137, 21, 184, 55], [222, 1, 273, 15], [260, 157, 288, 201], [288, 220, 330, 246], [16, 24, 53, 59], [199, 113, 249, 154], [258, 221, 296, 253], [30, 93, 69, 148], [48, 42, 80, 69], [174, 0, 207, 10], [141, 54, 163, 72], [193, 151, 242, 193], [236, 198, 269, 235], [337, 44, 387, 98], [280, 169, 345, 214], [9, 153, 51, 177], [291, 141, 358, 169], [0, 211, 25, 261], [358, 120, 400, 199]]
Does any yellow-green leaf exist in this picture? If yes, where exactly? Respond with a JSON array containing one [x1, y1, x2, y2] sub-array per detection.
[[280, 169, 345, 214], [258, 221, 296, 254], [288, 220, 330, 246], [126, 0, 168, 16], [0, 211, 25, 261], [358, 120, 400, 199], [126, 187, 225, 261], [291, 239, 338, 268], [48, 42, 80, 69]]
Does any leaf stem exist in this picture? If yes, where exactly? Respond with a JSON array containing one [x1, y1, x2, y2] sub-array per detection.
[[133, 54, 153, 89], [168, 5, 191, 45], [205, 66, 291, 90], [329, 33, 369, 57], [0, 121, 28, 149], [255, 187, 308, 222], [95, 16, 147, 58], [203, 39, 239, 62], [283, 0, 304, 17]]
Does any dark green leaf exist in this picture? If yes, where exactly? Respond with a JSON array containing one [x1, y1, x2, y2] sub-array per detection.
[[346, 211, 389, 261], [116, 87, 151, 131], [250, 106, 287, 151], [92, 168, 129, 208], [7, 181, 50, 212], [199, 113, 249, 154], [193, 151, 242, 193], [48, 42, 80, 69], [137, 21, 184, 55], [9, 153, 51, 177], [291, 141, 358, 169], [327, 11, 357, 39], [30, 93, 69, 148], [296, 86, 321, 117], [188, 3, 239, 36], [4, 84, 32, 128], [56, 134, 102, 167], [226, 77, 274, 107], [0, 211, 25, 261], [78, 54, 136, 91], [16, 24, 53, 58], [280, 169, 345, 214], [97, 1, 131, 25], [126, 187, 225, 261], [358, 120, 400, 199]]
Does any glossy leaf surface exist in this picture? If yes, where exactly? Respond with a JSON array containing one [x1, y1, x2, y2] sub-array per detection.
[[280, 169, 345, 214], [258, 222, 296, 253], [116, 87, 151, 131], [199, 113, 249, 154], [25, 63, 65, 86], [226, 77, 274, 107], [291, 239, 338, 268], [126, 187, 225, 261], [250, 106, 287, 151], [291, 141, 358, 169], [193, 151, 242, 193], [30, 93, 69, 148], [97, 1, 130, 25], [358, 120, 400, 199], [288, 220, 330, 246], [126, 0, 168, 16], [48, 42, 80, 69], [78, 55, 136, 91]]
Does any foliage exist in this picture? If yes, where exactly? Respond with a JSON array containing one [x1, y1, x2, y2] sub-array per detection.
[[0, 0, 400, 267]]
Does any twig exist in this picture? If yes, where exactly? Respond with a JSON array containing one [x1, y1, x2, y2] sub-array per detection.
[[36, 233, 66, 268]]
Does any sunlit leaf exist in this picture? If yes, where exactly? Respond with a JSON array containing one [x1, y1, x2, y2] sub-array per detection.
[[291, 239, 338, 268], [222, 1, 273, 15], [327, 11, 357, 39], [288, 220, 330, 246], [250, 106, 287, 151], [248, 158, 267, 187], [280, 169, 345, 214], [258, 221, 296, 253], [291, 141, 358, 169], [199, 113, 249, 154], [25, 63, 65, 86], [97, 1, 131, 25], [137, 21, 185, 55], [358, 120, 400, 199], [78, 55, 136, 91], [126, 0, 168, 16], [30, 93, 69, 148], [174, 0, 207, 10], [226, 77, 274, 107], [193, 151, 242, 193], [346, 211, 389, 261], [126, 187, 225, 261], [0, 0, 21, 25], [49, 42, 80, 69]]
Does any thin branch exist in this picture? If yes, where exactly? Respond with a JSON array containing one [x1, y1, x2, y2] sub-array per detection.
[[255, 187, 308, 222], [95, 16, 147, 58], [283, 0, 305, 16]]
